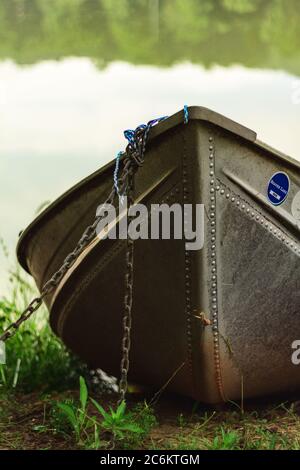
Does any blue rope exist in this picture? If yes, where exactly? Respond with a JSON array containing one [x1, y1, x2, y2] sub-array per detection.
[[114, 151, 123, 196], [184, 105, 189, 124], [113, 114, 176, 200]]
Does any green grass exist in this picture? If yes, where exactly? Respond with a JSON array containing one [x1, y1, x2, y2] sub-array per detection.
[[52, 376, 157, 449], [0, 241, 86, 393]]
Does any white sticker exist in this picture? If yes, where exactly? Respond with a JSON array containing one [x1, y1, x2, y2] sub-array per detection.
[[291, 191, 300, 228]]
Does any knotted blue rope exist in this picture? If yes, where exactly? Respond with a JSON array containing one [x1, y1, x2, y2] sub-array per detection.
[[114, 115, 168, 199], [113, 108, 189, 198], [184, 105, 189, 124]]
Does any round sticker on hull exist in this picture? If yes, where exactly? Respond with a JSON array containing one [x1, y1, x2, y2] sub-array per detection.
[[267, 172, 290, 206]]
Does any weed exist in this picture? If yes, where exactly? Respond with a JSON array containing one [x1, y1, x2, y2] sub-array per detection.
[[56, 377, 92, 444], [54, 377, 157, 449], [91, 399, 143, 440], [207, 427, 240, 450]]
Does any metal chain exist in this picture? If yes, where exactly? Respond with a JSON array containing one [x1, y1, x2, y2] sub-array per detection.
[[0, 183, 113, 343], [118, 171, 134, 405]]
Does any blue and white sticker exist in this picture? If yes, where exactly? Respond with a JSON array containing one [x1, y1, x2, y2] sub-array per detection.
[[267, 172, 290, 206]]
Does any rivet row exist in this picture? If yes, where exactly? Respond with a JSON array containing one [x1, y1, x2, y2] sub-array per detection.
[[208, 137, 225, 401], [217, 179, 300, 256]]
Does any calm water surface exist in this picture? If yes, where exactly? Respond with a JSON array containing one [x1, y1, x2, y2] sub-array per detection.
[[0, 0, 299, 292]]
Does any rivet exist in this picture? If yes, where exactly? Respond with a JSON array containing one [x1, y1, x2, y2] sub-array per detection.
[[226, 193, 230, 199], [220, 189, 225, 195], [210, 162, 214, 168], [211, 221, 215, 226], [231, 197, 235, 202], [210, 196, 215, 201], [209, 137, 213, 142], [210, 188, 215, 193], [256, 215, 260, 221], [212, 275, 216, 281], [211, 204, 215, 210], [210, 180, 214, 185], [237, 201, 240, 206], [211, 236, 216, 242], [246, 208, 250, 214], [216, 186, 220, 191], [241, 204, 245, 210], [209, 146, 213, 151], [210, 212, 215, 218], [211, 244, 216, 250]]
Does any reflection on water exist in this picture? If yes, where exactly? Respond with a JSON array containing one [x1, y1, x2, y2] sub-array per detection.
[[0, 0, 300, 75], [0, 0, 300, 292]]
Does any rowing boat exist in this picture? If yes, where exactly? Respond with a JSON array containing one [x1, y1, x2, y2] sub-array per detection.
[[17, 107, 300, 403]]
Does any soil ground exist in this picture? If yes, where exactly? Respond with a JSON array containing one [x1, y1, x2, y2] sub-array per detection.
[[1, 390, 300, 450]]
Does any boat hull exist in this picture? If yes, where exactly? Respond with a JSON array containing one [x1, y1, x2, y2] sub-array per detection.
[[17, 107, 300, 403]]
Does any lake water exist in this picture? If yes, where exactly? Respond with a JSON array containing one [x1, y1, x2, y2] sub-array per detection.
[[0, 0, 299, 293]]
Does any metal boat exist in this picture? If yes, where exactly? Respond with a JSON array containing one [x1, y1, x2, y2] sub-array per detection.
[[17, 107, 300, 403]]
